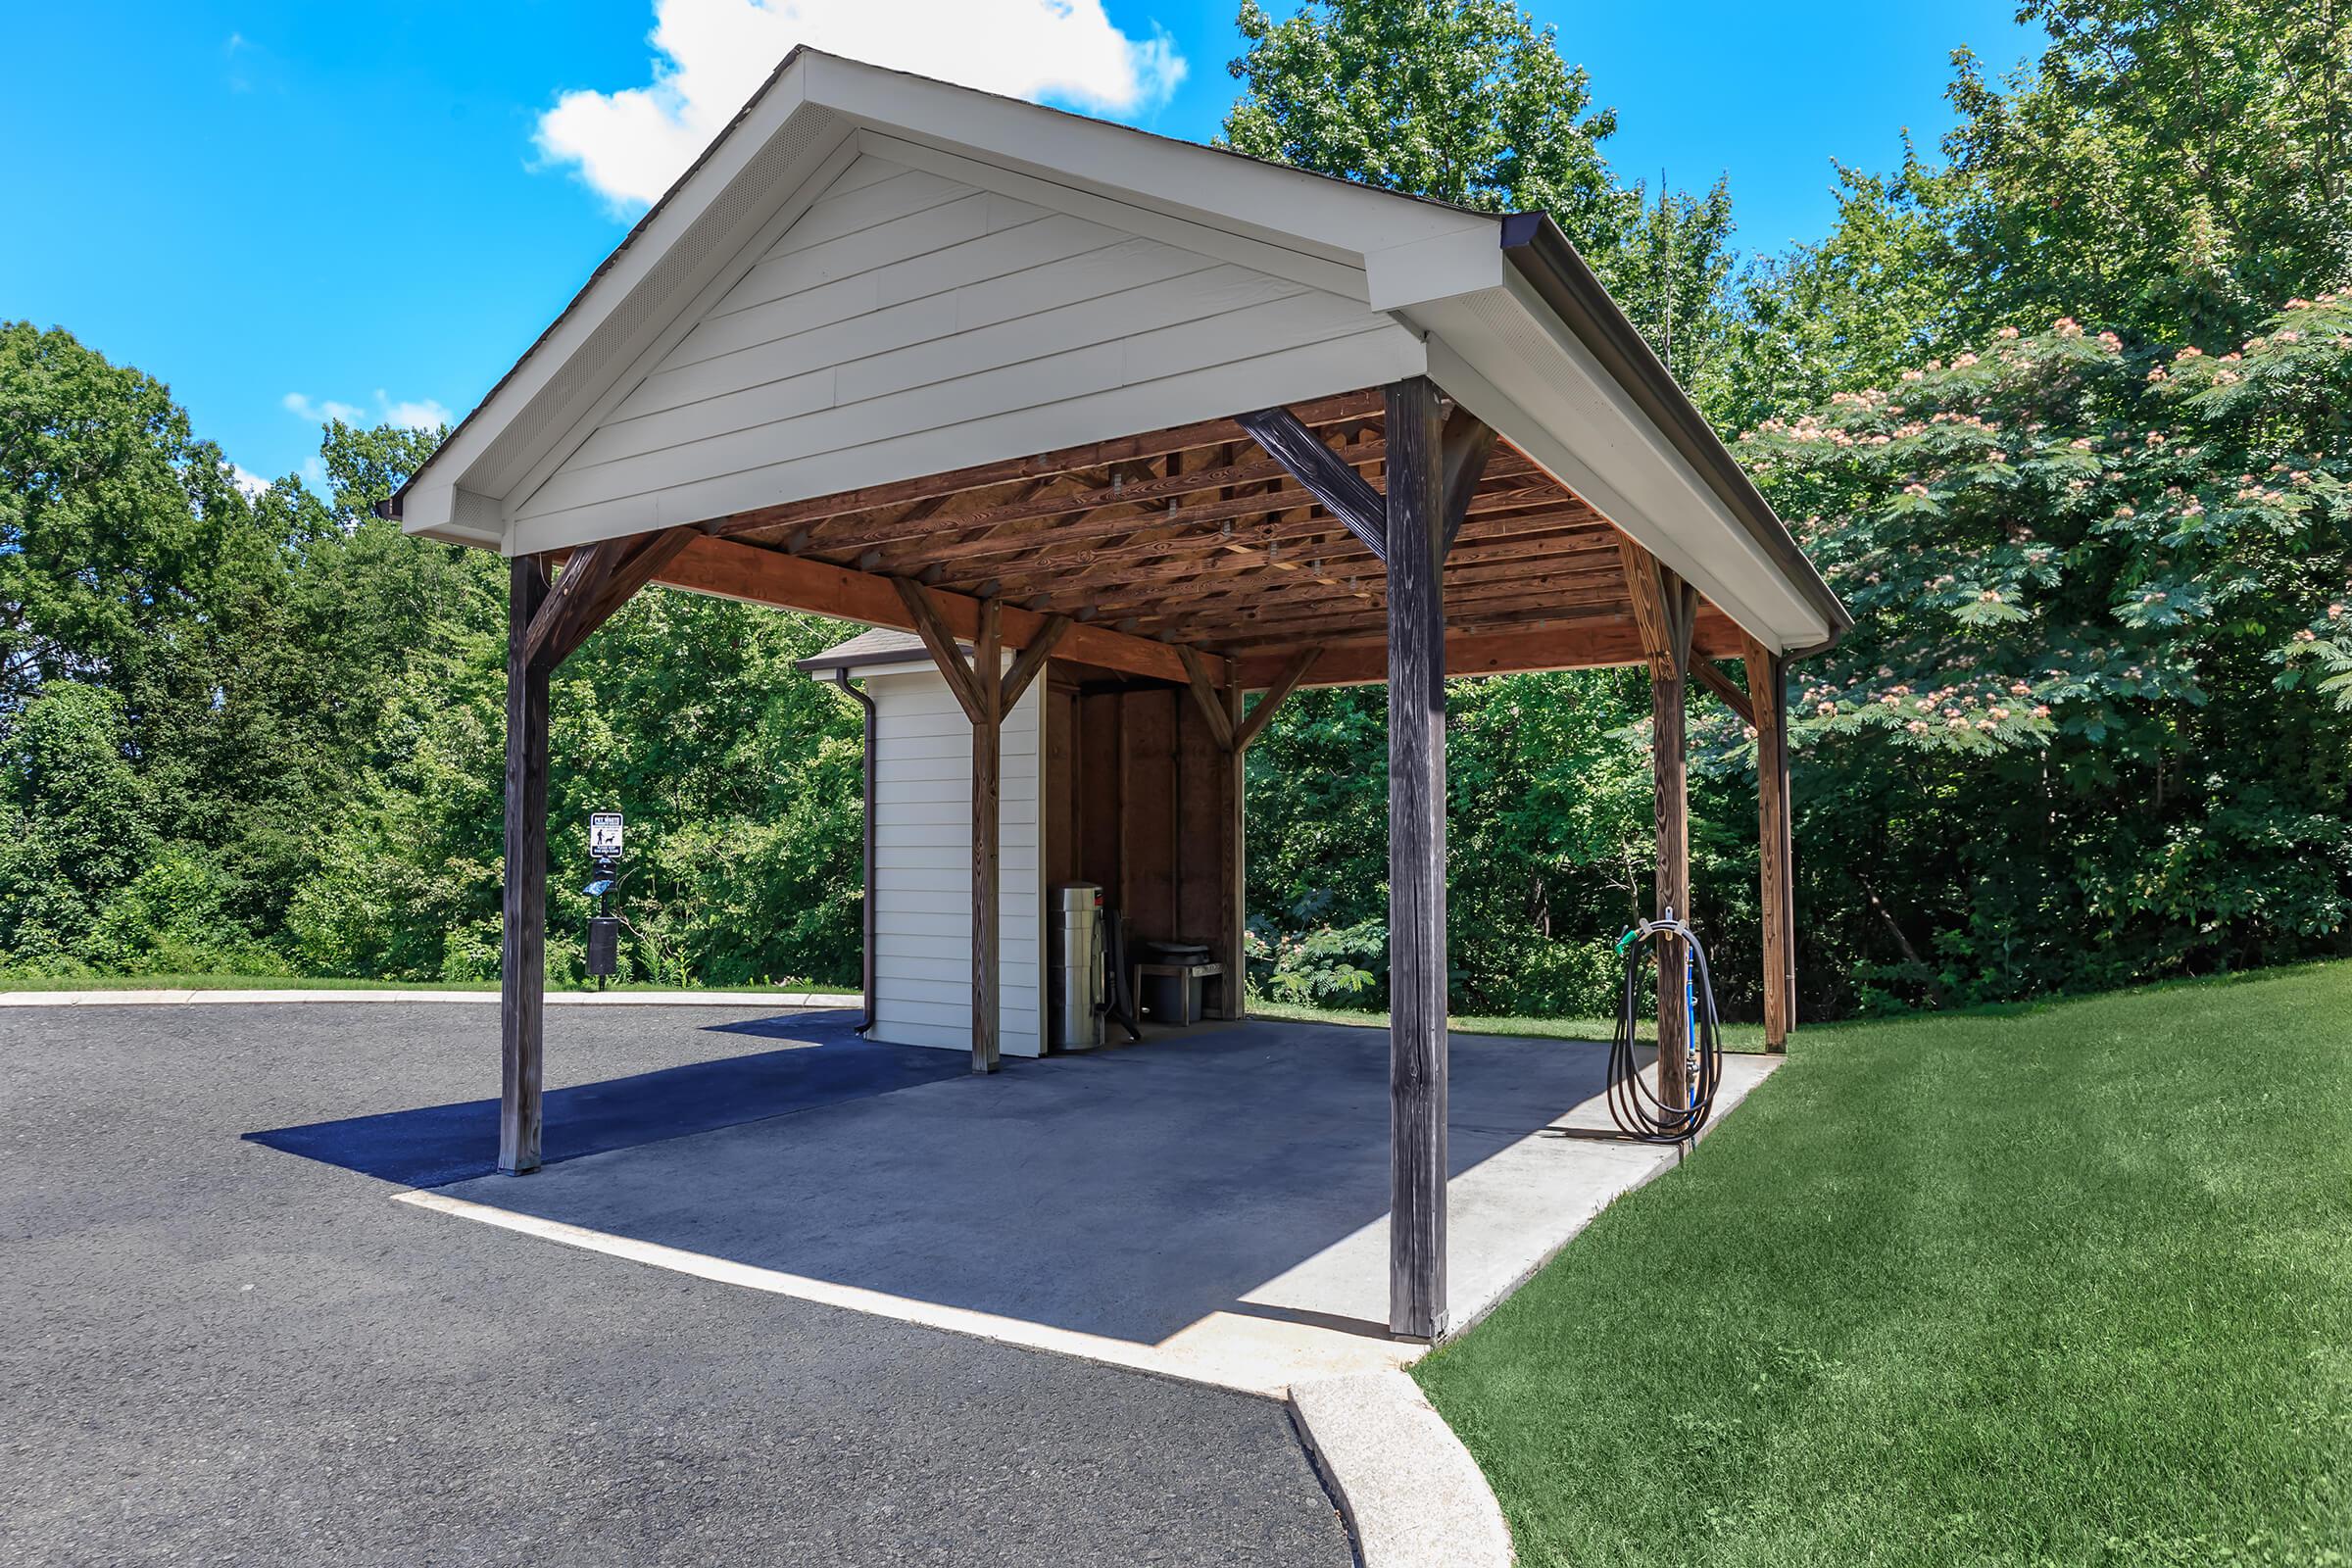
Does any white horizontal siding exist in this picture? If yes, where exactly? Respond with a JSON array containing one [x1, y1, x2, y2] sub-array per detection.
[[510, 150, 1412, 545], [862, 663, 1046, 1056]]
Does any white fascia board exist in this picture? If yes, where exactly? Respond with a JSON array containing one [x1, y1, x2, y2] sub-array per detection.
[[1363, 222, 1505, 312], [801, 52, 1485, 265], [398, 70, 838, 548], [1419, 287, 1824, 652], [499, 133, 866, 525]]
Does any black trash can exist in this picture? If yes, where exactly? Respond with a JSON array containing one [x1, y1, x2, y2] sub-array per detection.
[[1136, 940, 1210, 1023], [586, 915, 620, 976]]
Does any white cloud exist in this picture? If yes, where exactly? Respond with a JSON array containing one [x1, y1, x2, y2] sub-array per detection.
[[379, 395, 455, 431], [535, 0, 1186, 212], [283, 390, 452, 431], [231, 466, 272, 498]]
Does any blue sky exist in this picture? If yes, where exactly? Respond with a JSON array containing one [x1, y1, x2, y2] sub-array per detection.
[[2, 1, 2041, 489]]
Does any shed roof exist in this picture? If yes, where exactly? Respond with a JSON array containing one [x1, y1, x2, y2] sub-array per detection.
[[390, 48, 1845, 681], [793, 625, 942, 674]]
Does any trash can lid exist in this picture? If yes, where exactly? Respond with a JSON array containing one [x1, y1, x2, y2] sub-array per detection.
[[1137, 939, 1209, 964]]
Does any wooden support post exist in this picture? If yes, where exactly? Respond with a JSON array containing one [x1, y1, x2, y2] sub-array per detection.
[[1386, 376, 1449, 1342], [1220, 665, 1247, 1021], [1651, 644, 1692, 1114], [971, 599, 1002, 1074], [1621, 540, 1697, 1125], [1744, 636, 1795, 1052], [500, 557, 551, 1174]]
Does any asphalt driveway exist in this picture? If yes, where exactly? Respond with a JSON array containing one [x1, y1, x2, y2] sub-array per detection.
[[0, 1003, 1352, 1567]]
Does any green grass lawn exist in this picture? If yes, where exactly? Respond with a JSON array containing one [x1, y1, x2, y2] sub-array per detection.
[[1415, 963, 2352, 1568], [0, 972, 836, 994]]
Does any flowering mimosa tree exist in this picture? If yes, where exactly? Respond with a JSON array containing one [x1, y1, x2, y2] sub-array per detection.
[[1722, 296, 2352, 1003]]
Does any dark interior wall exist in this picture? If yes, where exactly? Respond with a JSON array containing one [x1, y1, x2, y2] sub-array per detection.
[[1045, 674, 1238, 954]]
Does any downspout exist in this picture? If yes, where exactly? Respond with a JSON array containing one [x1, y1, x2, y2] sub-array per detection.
[[833, 668, 878, 1035]]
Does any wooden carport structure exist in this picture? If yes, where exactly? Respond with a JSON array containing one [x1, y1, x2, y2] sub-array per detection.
[[389, 50, 1846, 1340]]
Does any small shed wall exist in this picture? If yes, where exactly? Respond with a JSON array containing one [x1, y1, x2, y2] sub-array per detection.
[[865, 662, 1046, 1055]]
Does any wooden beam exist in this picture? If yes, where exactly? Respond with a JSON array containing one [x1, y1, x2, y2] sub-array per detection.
[[1176, 646, 1237, 752], [999, 613, 1071, 713], [892, 577, 987, 725], [651, 533, 1195, 685], [1439, 405, 1499, 554], [580, 525, 700, 633], [1233, 647, 1321, 752], [908, 454, 1551, 577], [808, 453, 1317, 556], [1692, 660, 1756, 726], [1238, 405, 1390, 563], [500, 558, 551, 1175], [524, 533, 629, 672], [1228, 612, 1748, 690], [1743, 635, 1795, 1053], [1386, 375, 1449, 1342]]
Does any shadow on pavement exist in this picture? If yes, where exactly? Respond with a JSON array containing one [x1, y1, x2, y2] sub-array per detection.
[[244, 1009, 966, 1188]]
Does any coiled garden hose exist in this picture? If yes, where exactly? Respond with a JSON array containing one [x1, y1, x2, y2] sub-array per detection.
[[1606, 910, 1724, 1143]]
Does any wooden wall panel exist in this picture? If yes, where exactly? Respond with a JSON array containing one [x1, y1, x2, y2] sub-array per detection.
[[1076, 690, 1125, 906], [1044, 681, 1080, 894], [1119, 688, 1180, 941], [1176, 686, 1227, 944]]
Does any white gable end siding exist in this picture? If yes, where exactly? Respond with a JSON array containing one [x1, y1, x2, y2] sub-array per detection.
[[508, 152, 1423, 551], [863, 662, 1045, 1056]]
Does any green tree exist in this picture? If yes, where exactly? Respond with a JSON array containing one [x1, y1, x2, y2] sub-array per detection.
[[1221, 0, 1742, 395], [1733, 298, 2352, 1004], [0, 683, 157, 965], [1946, 1, 2352, 348]]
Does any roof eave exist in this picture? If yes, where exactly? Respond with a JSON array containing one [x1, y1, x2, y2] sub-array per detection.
[[1496, 212, 1851, 653]]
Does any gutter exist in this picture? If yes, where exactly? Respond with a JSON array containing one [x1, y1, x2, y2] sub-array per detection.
[[1496, 211, 1852, 657], [832, 669, 879, 1035]]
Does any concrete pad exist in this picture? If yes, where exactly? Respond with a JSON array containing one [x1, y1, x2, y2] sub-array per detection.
[[407, 1019, 1777, 1396], [1290, 1370, 1513, 1568]]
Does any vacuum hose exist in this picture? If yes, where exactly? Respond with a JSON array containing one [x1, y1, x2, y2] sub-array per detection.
[[1606, 910, 1725, 1143]]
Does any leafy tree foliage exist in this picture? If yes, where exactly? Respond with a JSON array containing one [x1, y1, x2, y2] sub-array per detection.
[[1947, 0, 2352, 348], [1734, 0, 2352, 421], [1734, 300, 2352, 1004], [0, 323, 864, 986]]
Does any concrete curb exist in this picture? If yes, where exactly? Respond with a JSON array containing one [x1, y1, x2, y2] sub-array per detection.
[[0, 989, 860, 1009], [1289, 1369, 1513, 1568]]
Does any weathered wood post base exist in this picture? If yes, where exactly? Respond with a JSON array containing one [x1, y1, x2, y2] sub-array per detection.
[[969, 601, 1003, 1074], [1621, 541, 1696, 1125], [1386, 376, 1450, 1342], [1650, 658, 1691, 1114], [500, 557, 551, 1175]]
